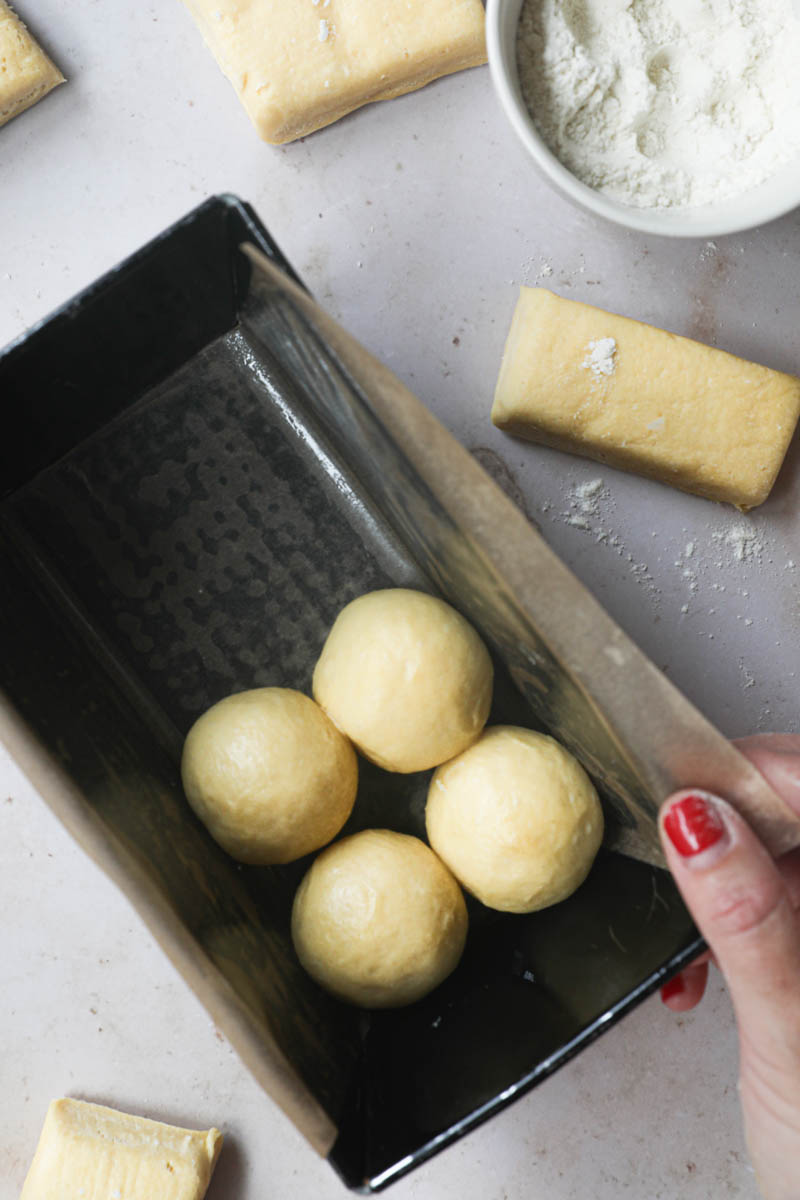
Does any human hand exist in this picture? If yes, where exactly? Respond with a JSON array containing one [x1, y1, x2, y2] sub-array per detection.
[[658, 734, 800, 1200]]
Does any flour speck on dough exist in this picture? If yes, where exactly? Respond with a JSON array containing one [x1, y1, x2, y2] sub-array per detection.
[[581, 337, 617, 379]]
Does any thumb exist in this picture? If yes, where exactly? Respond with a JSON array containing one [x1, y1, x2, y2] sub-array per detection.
[[659, 790, 800, 1065]]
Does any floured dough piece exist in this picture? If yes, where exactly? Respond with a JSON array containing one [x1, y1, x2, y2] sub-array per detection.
[[181, 0, 487, 144], [492, 288, 800, 511], [20, 1099, 222, 1200], [0, 2, 64, 129]]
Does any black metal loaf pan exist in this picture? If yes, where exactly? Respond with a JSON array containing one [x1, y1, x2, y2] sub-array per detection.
[[0, 196, 701, 1190]]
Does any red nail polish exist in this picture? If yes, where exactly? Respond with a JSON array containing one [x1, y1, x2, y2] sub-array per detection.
[[663, 793, 726, 857], [660, 975, 685, 1003]]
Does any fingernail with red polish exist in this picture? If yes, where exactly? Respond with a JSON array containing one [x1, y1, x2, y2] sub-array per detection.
[[660, 975, 685, 1003], [663, 792, 727, 857]]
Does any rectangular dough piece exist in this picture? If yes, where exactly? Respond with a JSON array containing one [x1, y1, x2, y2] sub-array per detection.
[[181, 0, 487, 144], [0, 1, 64, 129], [491, 288, 800, 511], [20, 1099, 223, 1200]]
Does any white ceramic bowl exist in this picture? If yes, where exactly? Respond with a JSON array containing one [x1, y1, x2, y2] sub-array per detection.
[[486, 0, 800, 238]]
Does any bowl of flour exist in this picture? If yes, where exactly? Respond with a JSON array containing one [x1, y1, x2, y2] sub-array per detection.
[[486, 0, 800, 236]]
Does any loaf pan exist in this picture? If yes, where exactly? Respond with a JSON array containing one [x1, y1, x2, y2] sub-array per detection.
[[0, 195, 721, 1190]]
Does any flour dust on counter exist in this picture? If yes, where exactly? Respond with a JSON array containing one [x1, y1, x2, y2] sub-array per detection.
[[530, 461, 798, 736], [556, 476, 661, 605], [546, 472, 788, 622]]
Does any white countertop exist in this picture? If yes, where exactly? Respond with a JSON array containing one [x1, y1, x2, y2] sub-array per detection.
[[4, 2, 799, 1196]]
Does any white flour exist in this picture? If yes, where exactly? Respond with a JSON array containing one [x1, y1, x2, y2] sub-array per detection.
[[581, 336, 617, 379], [713, 522, 766, 563], [516, 0, 800, 208]]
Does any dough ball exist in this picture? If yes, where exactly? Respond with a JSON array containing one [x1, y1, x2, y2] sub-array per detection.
[[181, 687, 357, 865], [312, 589, 493, 773], [425, 726, 603, 913], [291, 830, 468, 1008]]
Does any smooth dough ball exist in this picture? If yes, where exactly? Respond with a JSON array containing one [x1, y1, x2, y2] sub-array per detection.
[[426, 726, 603, 913], [291, 829, 468, 1008], [312, 589, 493, 773], [181, 687, 357, 865]]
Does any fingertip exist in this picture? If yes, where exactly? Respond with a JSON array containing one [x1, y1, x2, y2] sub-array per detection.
[[660, 788, 800, 1048], [660, 974, 685, 1006], [660, 962, 709, 1011], [659, 790, 731, 866]]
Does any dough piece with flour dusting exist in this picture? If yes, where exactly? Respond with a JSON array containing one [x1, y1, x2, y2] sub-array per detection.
[[0, 2, 64, 128], [181, 0, 486, 144], [20, 1099, 222, 1200], [492, 288, 800, 510]]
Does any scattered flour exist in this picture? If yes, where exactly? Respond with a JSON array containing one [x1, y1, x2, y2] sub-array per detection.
[[674, 520, 767, 610], [739, 660, 756, 690], [516, 0, 800, 208], [552, 477, 783, 637], [561, 478, 659, 600], [713, 523, 765, 563], [541, 480, 791, 718], [563, 476, 606, 527], [574, 477, 604, 502]]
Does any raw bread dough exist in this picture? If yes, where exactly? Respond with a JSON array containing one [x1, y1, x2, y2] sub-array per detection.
[[426, 726, 604, 913], [181, 687, 357, 864], [312, 588, 493, 773], [0, 2, 64, 128], [291, 829, 468, 1007], [181, 0, 487, 144], [492, 288, 800, 511], [20, 1099, 222, 1200]]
